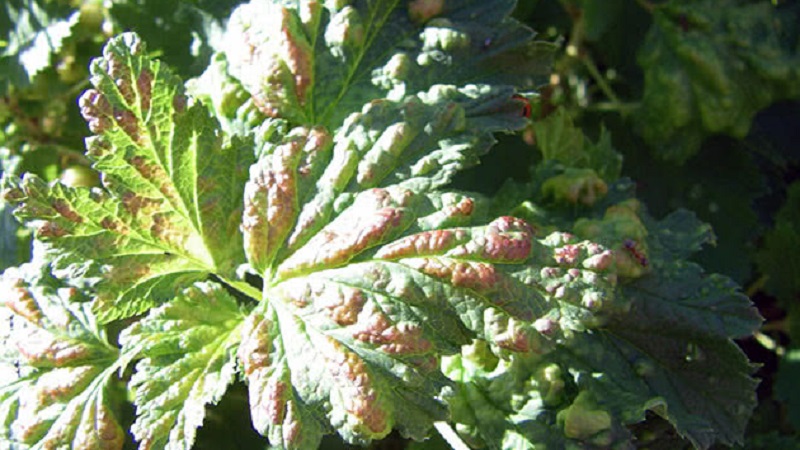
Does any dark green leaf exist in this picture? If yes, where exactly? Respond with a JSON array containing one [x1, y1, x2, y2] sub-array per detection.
[[636, 0, 800, 161], [221, 0, 552, 128]]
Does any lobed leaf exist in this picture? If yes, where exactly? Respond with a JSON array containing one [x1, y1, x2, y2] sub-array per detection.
[[446, 206, 761, 449], [3, 33, 255, 322], [636, 0, 800, 161], [119, 281, 245, 450], [221, 0, 552, 128], [0, 263, 124, 449]]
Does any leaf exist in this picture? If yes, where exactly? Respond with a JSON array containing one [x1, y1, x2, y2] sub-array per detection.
[[4, 33, 255, 322], [757, 181, 800, 305], [0, 0, 78, 91], [636, 0, 800, 161], [107, 0, 237, 78], [592, 210, 761, 449], [532, 109, 622, 182], [221, 0, 552, 128], [0, 262, 124, 449], [444, 343, 638, 450], [118, 281, 244, 450], [445, 209, 761, 449], [775, 348, 800, 432]]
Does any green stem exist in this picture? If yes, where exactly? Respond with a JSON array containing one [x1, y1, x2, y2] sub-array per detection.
[[587, 102, 640, 114], [581, 55, 621, 105], [218, 276, 263, 303]]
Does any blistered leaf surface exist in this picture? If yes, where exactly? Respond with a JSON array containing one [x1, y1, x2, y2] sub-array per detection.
[[446, 208, 761, 450], [0, 263, 123, 449], [636, 0, 800, 161], [4, 33, 254, 322], [221, 0, 551, 127], [119, 282, 244, 450]]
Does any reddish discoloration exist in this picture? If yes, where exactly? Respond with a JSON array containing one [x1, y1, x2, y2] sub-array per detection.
[[278, 188, 413, 277], [408, 258, 500, 292], [17, 330, 90, 366], [86, 136, 113, 158], [74, 404, 125, 449], [280, 9, 313, 105], [323, 338, 389, 434], [450, 218, 533, 262], [443, 197, 474, 218], [298, 127, 332, 177], [35, 366, 95, 404], [243, 135, 306, 269], [2, 277, 43, 324], [282, 405, 302, 445], [173, 94, 187, 113], [239, 315, 272, 375], [239, 314, 296, 436], [322, 287, 366, 326], [113, 108, 139, 141], [79, 90, 113, 134], [352, 308, 432, 354], [409, 0, 445, 23], [100, 216, 128, 235], [121, 191, 161, 216], [375, 229, 462, 259], [265, 378, 289, 424], [554, 244, 581, 265], [280, 280, 367, 324], [103, 263, 150, 285], [487, 313, 533, 352], [52, 199, 83, 224], [151, 213, 186, 247], [37, 221, 69, 238], [137, 69, 153, 114]]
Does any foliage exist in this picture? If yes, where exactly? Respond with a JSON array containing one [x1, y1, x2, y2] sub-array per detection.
[[1, 0, 797, 449]]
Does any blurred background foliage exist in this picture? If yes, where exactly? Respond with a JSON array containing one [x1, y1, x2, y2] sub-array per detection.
[[1, 0, 799, 448]]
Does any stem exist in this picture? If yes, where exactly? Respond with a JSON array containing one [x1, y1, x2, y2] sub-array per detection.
[[745, 274, 767, 297], [587, 102, 640, 114], [581, 56, 621, 105], [434, 421, 471, 450]]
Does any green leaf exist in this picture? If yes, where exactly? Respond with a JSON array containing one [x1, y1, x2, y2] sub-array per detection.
[[636, 0, 800, 161], [236, 100, 621, 445], [107, 0, 237, 78], [446, 208, 761, 449], [0, 0, 78, 91], [118, 281, 245, 450], [593, 210, 761, 448], [0, 262, 124, 449], [532, 109, 622, 182], [757, 181, 800, 306], [775, 348, 800, 432], [4, 33, 255, 322], [221, 0, 552, 128]]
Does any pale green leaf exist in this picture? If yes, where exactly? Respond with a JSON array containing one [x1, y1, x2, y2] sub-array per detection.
[[5, 33, 255, 322], [0, 263, 124, 450], [119, 281, 245, 450]]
